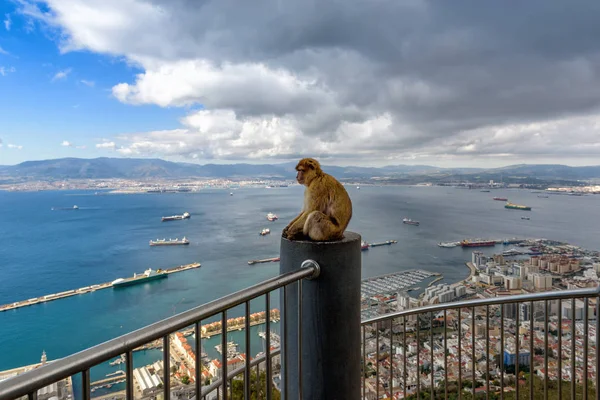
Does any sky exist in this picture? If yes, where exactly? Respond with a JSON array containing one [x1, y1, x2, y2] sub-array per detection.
[[1, 1, 600, 168]]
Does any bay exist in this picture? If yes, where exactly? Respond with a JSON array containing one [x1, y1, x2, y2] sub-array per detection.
[[0, 185, 599, 371]]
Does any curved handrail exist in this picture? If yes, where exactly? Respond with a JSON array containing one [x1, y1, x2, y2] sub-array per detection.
[[361, 285, 600, 325], [0, 266, 317, 400]]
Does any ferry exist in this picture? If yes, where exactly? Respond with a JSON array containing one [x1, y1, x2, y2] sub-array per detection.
[[112, 269, 168, 287], [149, 237, 190, 246], [361, 241, 369, 251], [267, 213, 278, 221], [505, 202, 532, 211], [260, 228, 271, 236], [161, 212, 190, 222], [403, 218, 420, 226], [493, 197, 508, 201]]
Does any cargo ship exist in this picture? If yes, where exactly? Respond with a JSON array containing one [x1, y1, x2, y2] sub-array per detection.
[[361, 241, 369, 251], [402, 218, 420, 226], [161, 212, 190, 222], [504, 202, 532, 211], [149, 237, 190, 246], [248, 257, 280, 265], [493, 197, 508, 201], [260, 228, 271, 236], [460, 239, 496, 247], [370, 240, 398, 247], [267, 213, 278, 221], [111, 268, 168, 288]]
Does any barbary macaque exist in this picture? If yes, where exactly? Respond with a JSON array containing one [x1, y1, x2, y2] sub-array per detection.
[[283, 158, 352, 241]]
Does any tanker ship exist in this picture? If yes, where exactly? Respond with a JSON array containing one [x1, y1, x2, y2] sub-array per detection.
[[161, 212, 190, 221], [402, 218, 420, 226], [504, 202, 532, 211], [460, 239, 496, 248]]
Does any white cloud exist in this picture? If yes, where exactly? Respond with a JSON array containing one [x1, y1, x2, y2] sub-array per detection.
[[80, 79, 95, 87], [3, 14, 10, 31], [52, 68, 72, 81], [61, 140, 72, 146], [7, 144, 23, 150], [0, 66, 15, 76], [0, 46, 8, 55], [17, 0, 600, 166], [95, 141, 116, 149], [0, 137, 3, 147]]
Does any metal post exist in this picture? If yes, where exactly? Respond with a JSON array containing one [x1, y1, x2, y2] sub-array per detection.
[[280, 232, 361, 400]]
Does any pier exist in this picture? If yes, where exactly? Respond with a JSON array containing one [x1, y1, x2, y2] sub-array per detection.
[[0, 262, 201, 312]]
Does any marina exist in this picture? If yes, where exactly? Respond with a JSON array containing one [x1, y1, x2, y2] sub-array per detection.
[[0, 262, 201, 312]]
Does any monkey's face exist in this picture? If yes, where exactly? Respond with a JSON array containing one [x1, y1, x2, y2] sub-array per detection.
[[296, 165, 307, 185]]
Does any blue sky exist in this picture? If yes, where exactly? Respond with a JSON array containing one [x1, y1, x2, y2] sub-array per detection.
[[1, 1, 600, 167], [0, 2, 185, 165]]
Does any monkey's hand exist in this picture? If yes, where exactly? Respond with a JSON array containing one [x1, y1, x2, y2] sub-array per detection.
[[285, 225, 304, 240], [282, 225, 289, 237]]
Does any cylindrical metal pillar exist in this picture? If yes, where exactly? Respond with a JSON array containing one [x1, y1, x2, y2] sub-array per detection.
[[280, 231, 361, 400]]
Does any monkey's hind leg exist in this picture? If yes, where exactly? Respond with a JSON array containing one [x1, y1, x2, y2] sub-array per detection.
[[303, 211, 343, 241]]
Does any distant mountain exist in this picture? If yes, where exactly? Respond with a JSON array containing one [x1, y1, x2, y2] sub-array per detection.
[[0, 157, 599, 182]]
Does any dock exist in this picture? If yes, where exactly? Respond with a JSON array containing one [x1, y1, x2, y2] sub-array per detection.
[[0, 262, 201, 312], [369, 240, 398, 247], [248, 257, 280, 265]]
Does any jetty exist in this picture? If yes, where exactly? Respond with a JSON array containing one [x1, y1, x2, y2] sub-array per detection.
[[248, 257, 280, 265], [0, 262, 201, 312]]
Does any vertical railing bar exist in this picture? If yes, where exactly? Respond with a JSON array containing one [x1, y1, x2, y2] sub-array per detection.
[[362, 324, 366, 400], [82, 369, 90, 400], [583, 297, 588, 400], [516, 301, 520, 400], [431, 312, 434, 399], [266, 292, 272, 400], [416, 316, 420, 400], [195, 322, 202, 400], [472, 306, 476, 395], [126, 351, 134, 400], [444, 309, 448, 400], [530, 301, 534, 400], [390, 318, 395, 397], [486, 304, 490, 400], [282, 287, 288, 400], [245, 302, 251, 400], [501, 304, 505, 400], [558, 301, 562, 396], [221, 311, 228, 400], [298, 279, 303, 400], [544, 300, 549, 400], [571, 297, 576, 400], [28, 391, 38, 400], [163, 335, 170, 400], [403, 315, 407, 400], [458, 307, 462, 400], [595, 297, 600, 399], [376, 320, 380, 400]]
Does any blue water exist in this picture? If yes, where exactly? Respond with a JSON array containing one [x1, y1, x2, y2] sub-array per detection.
[[1, 186, 599, 371]]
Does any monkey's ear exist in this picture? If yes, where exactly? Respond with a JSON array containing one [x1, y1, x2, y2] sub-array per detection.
[[307, 160, 315, 169]]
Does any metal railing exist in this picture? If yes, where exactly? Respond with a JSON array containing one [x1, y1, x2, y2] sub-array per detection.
[[361, 286, 600, 399], [0, 261, 320, 400]]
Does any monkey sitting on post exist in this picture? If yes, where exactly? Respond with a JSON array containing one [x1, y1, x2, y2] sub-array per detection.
[[283, 158, 352, 241]]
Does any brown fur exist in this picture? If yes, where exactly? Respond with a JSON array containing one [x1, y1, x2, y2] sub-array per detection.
[[283, 158, 353, 241]]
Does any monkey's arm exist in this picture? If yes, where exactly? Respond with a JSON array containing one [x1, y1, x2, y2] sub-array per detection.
[[285, 212, 309, 239]]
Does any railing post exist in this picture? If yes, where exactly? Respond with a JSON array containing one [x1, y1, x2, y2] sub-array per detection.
[[280, 231, 361, 400]]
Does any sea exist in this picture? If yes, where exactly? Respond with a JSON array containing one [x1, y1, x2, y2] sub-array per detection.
[[1, 185, 599, 379]]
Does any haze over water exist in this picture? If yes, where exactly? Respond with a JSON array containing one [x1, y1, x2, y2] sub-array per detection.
[[1, 186, 599, 370]]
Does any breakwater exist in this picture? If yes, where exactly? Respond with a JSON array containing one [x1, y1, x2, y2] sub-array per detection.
[[0, 262, 201, 312]]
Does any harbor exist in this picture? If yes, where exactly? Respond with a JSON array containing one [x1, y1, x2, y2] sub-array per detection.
[[0, 262, 201, 312]]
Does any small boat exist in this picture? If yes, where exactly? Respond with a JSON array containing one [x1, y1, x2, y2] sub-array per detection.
[[361, 241, 369, 251], [537, 195, 549, 198], [403, 218, 420, 226], [260, 228, 271, 236], [493, 197, 508, 201], [521, 216, 530, 220], [161, 212, 191, 222], [438, 242, 457, 248], [480, 190, 490, 192], [267, 213, 278, 221], [230, 192, 234, 196], [73, 205, 79, 210]]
